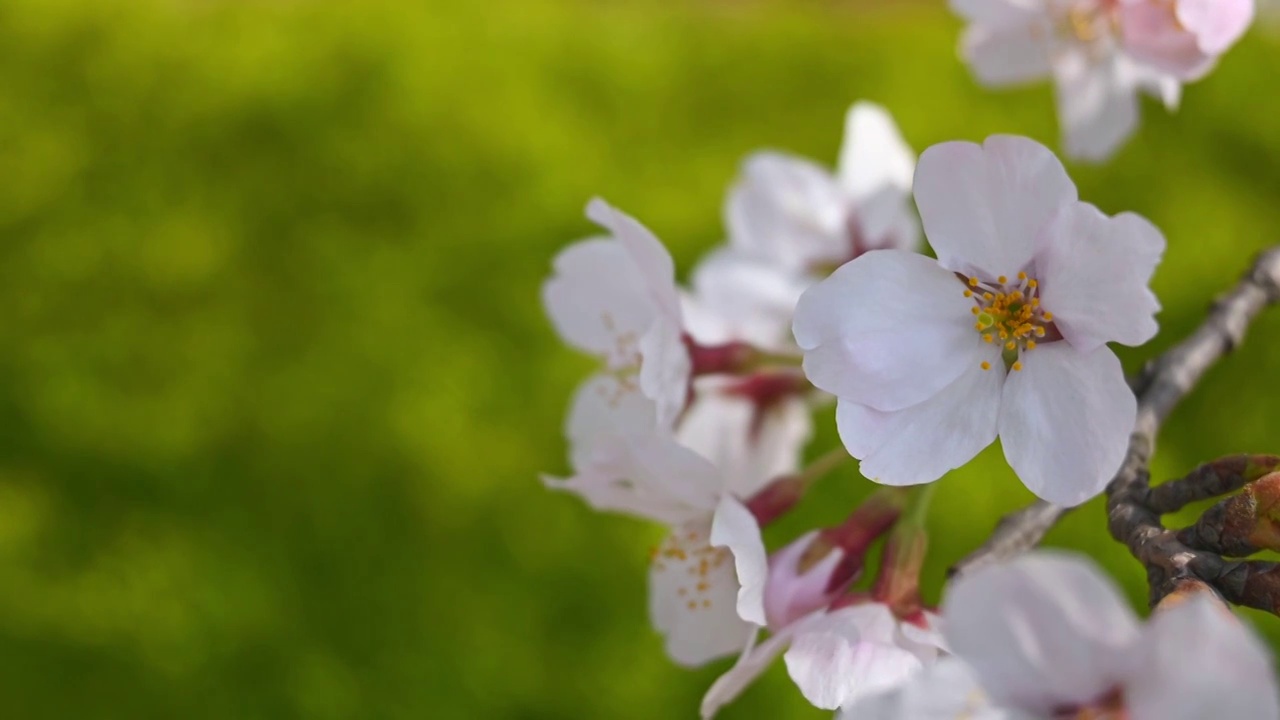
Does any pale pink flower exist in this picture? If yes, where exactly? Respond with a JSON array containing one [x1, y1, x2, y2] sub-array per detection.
[[542, 198, 691, 428], [953, 0, 1255, 161], [793, 135, 1164, 506], [941, 552, 1279, 720]]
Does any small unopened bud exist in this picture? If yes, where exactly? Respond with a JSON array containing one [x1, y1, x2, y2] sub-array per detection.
[[1180, 472, 1280, 556], [761, 490, 906, 628], [763, 531, 848, 628], [872, 523, 928, 618], [684, 336, 756, 376], [745, 474, 808, 527]]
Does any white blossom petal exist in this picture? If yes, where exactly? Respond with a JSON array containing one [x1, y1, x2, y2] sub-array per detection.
[[586, 197, 683, 322], [542, 238, 658, 362], [783, 604, 924, 710], [837, 101, 916, 203], [710, 495, 769, 627], [650, 520, 755, 667], [840, 657, 1027, 720], [638, 318, 692, 428], [678, 386, 812, 499], [914, 136, 1078, 277], [726, 152, 847, 270], [1037, 203, 1165, 352], [960, 23, 1054, 87], [944, 552, 1142, 714], [1054, 50, 1140, 163], [998, 344, 1135, 507], [566, 373, 659, 469], [688, 248, 810, 350], [1126, 595, 1280, 720], [793, 250, 982, 412], [834, 350, 1003, 486]]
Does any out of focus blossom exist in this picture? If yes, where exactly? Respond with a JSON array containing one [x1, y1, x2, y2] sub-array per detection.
[[542, 198, 691, 428], [952, 0, 1255, 161], [846, 552, 1280, 719], [794, 135, 1164, 505]]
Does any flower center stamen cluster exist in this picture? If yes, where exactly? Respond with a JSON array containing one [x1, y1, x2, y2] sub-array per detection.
[[964, 272, 1053, 372]]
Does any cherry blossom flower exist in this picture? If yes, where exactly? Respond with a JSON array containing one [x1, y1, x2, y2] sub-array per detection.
[[849, 551, 1279, 719], [793, 135, 1164, 506], [542, 197, 691, 428], [699, 502, 940, 718], [952, 0, 1255, 161], [544, 387, 771, 665], [693, 102, 921, 345]]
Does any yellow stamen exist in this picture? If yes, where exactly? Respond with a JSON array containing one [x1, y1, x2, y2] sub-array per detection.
[[1005, 341, 1016, 350], [983, 292, 994, 301], [1026, 340, 1037, 350], [1017, 271, 1027, 280], [963, 289, 973, 298], [981, 361, 991, 371], [971, 306, 980, 316], [974, 322, 984, 331], [1028, 279, 1038, 289], [997, 275, 1007, 284], [968, 276, 979, 287], [1043, 311, 1054, 321], [983, 334, 993, 343], [1012, 361, 1023, 371]]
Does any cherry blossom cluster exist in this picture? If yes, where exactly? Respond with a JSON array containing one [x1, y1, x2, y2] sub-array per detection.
[[539, 3, 1279, 717]]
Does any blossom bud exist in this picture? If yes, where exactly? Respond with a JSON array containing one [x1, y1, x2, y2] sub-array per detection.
[[872, 522, 928, 618], [761, 489, 905, 628], [1179, 471, 1280, 556]]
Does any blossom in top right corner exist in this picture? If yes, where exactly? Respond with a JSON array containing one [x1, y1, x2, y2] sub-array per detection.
[[792, 135, 1164, 506], [952, 0, 1255, 161]]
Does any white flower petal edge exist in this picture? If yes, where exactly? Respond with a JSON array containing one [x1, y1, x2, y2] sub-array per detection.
[[782, 604, 929, 710], [834, 354, 1003, 486], [839, 657, 1029, 720], [914, 136, 1078, 277], [792, 250, 983, 412], [700, 621, 806, 719], [998, 343, 1136, 507], [944, 552, 1142, 714], [837, 101, 916, 204], [1126, 594, 1280, 720], [1037, 203, 1165, 352], [709, 495, 769, 627]]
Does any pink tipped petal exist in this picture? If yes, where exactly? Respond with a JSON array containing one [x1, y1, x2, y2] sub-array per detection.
[[837, 101, 916, 202], [1119, 3, 1216, 79], [960, 24, 1054, 87], [700, 626, 798, 718], [1054, 51, 1140, 163], [1127, 595, 1280, 720], [914, 137, 1077, 277], [943, 552, 1142, 714], [650, 519, 757, 667], [726, 153, 847, 270], [1036, 203, 1165, 353], [784, 605, 924, 710], [586, 197, 683, 321], [792, 250, 981, 412], [834, 351, 1003, 487], [998, 345, 1135, 507], [542, 238, 658, 359], [710, 495, 770, 627], [1178, 0, 1255, 55]]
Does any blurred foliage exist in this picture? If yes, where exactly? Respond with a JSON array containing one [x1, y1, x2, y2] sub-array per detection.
[[0, 0, 1278, 717]]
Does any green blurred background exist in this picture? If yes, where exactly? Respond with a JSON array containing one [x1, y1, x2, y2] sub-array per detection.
[[2, 0, 1279, 717]]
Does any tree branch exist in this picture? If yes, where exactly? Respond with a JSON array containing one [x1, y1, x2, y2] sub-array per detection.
[[951, 247, 1280, 582]]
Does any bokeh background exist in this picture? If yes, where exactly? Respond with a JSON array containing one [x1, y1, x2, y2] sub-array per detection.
[[2, 0, 1280, 717]]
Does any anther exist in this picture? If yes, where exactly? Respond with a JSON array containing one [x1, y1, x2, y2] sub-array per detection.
[[983, 334, 993, 343], [971, 306, 980, 316], [1026, 340, 1037, 350], [963, 290, 973, 298], [1028, 279, 1038, 289], [981, 361, 991, 371], [1043, 312, 1054, 321], [997, 275, 1007, 284], [983, 292, 994, 301], [1012, 361, 1023, 372], [1017, 272, 1027, 280], [968, 277, 979, 287], [1005, 341, 1015, 350]]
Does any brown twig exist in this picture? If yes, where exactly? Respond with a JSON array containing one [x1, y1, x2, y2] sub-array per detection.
[[950, 247, 1280, 585]]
